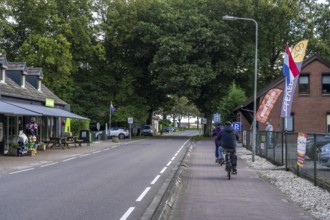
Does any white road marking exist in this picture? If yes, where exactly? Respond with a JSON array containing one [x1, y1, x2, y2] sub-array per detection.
[[102, 148, 110, 151], [151, 175, 161, 185], [160, 167, 167, 174], [120, 207, 135, 220], [136, 187, 151, 202], [79, 154, 90, 157], [10, 168, 34, 174], [63, 157, 77, 162], [166, 161, 172, 166], [92, 150, 101, 154], [40, 162, 59, 167], [171, 156, 175, 161]]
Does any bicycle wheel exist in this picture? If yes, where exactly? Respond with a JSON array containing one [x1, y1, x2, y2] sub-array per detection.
[[227, 164, 231, 180], [226, 154, 232, 180]]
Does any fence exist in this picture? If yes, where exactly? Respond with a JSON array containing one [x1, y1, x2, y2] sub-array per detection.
[[243, 130, 330, 191]]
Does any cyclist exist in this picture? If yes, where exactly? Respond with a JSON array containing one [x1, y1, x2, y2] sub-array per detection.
[[212, 123, 223, 163], [216, 121, 239, 174]]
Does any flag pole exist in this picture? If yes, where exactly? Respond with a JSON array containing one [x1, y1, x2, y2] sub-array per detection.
[[109, 101, 112, 130]]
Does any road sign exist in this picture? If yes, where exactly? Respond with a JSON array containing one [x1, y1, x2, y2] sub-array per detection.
[[232, 122, 241, 131], [213, 112, 221, 123], [201, 118, 207, 124], [128, 117, 133, 124]]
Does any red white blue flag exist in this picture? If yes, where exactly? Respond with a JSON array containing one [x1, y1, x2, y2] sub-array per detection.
[[110, 102, 115, 113], [280, 40, 308, 118], [282, 44, 299, 85]]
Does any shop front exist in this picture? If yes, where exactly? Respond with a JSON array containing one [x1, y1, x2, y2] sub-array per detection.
[[0, 100, 88, 155]]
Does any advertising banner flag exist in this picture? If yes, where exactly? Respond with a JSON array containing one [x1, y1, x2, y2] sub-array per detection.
[[297, 133, 307, 167], [256, 88, 282, 124], [281, 40, 308, 118]]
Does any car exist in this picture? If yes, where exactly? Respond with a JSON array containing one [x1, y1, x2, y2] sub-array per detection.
[[318, 143, 330, 167], [162, 126, 176, 132], [142, 125, 153, 136], [95, 127, 129, 140], [306, 134, 330, 159]]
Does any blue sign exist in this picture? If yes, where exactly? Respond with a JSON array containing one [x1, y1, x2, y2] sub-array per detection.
[[213, 112, 221, 123], [232, 122, 241, 131]]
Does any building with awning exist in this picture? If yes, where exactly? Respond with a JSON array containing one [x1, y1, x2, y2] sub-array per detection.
[[0, 55, 89, 154]]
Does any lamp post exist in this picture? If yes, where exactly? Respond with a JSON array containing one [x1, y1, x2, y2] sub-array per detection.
[[223, 15, 258, 162]]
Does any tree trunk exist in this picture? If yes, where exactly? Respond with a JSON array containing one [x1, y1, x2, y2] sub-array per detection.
[[204, 112, 213, 137]]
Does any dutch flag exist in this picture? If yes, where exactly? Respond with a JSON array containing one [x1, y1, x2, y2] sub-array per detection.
[[282, 43, 300, 85]]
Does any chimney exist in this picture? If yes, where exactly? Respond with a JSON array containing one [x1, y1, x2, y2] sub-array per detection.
[[0, 55, 8, 83]]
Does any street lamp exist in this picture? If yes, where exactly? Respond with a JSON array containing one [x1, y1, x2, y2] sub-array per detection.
[[223, 15, 258, 162]]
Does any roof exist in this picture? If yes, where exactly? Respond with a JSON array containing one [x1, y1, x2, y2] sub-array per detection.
[[237, 54, 330, 111], [7, 62, 28, 74], [0, 75, 67, 105], [27, 67, 44, 79]]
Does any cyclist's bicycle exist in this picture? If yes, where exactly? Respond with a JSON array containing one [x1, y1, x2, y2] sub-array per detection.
[[220, 149, 236, 180]]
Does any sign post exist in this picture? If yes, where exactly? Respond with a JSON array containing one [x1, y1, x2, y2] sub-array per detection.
[[128, 117, 133, 139]]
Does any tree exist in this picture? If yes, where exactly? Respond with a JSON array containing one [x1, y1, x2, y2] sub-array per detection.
[[219, 83, 247, 123]]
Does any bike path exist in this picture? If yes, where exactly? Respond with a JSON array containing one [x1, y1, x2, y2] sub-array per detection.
[[170, 140, 316, 220]]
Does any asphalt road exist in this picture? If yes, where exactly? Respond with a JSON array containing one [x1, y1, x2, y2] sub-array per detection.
[[0, 137, 192, 220]]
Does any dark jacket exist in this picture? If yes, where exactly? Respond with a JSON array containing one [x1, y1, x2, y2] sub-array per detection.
[[213, 126, 223, 146], [216, 125, 239, 148]]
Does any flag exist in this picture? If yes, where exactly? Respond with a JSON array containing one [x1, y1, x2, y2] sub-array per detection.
[[282, 44, 299, 84], [280, 40, 308, 118], [256, 88, 282, 123], [110, 102, 115, 113]]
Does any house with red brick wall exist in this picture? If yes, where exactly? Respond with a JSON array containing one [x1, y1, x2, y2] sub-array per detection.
[[236, 54, 330, 134]]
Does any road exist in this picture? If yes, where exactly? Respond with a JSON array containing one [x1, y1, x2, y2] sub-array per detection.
[[0, 133, 197, 220]]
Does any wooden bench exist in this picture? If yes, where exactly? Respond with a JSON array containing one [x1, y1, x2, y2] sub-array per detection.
[[61, 132, 76, 148], [73, 136, 84, 147]]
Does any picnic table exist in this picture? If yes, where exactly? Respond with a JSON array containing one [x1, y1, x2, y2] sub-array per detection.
[[46, 137, 68, 150]]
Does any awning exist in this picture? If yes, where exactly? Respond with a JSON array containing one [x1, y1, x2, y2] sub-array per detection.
[[5, 102, 89, 120], [0, 101, 41, 116]]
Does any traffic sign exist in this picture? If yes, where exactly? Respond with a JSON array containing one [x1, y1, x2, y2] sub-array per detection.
[[213, 112, 221, 123], [232, 122, 241, 131], [128, 117, 133, 124]]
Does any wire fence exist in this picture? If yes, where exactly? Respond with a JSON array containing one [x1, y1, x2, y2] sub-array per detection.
[[242, 130, 330, 191]]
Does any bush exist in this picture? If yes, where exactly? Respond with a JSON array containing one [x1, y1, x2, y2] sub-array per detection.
[[71, 119, 90, 136]]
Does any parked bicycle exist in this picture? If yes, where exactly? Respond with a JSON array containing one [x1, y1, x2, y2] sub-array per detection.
[[220, 149, 237, 180]]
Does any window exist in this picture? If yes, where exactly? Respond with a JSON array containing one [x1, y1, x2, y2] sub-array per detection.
[[0, 69, 4, 83], [322, 74, 330, 94], [284, 113, 294, 131], [299, 75, 309, 94], [327, 114, 330, 133]]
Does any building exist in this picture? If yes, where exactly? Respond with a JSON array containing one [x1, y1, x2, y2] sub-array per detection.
[[0, 55, 88, 155], [237, 54, 330, 134]]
